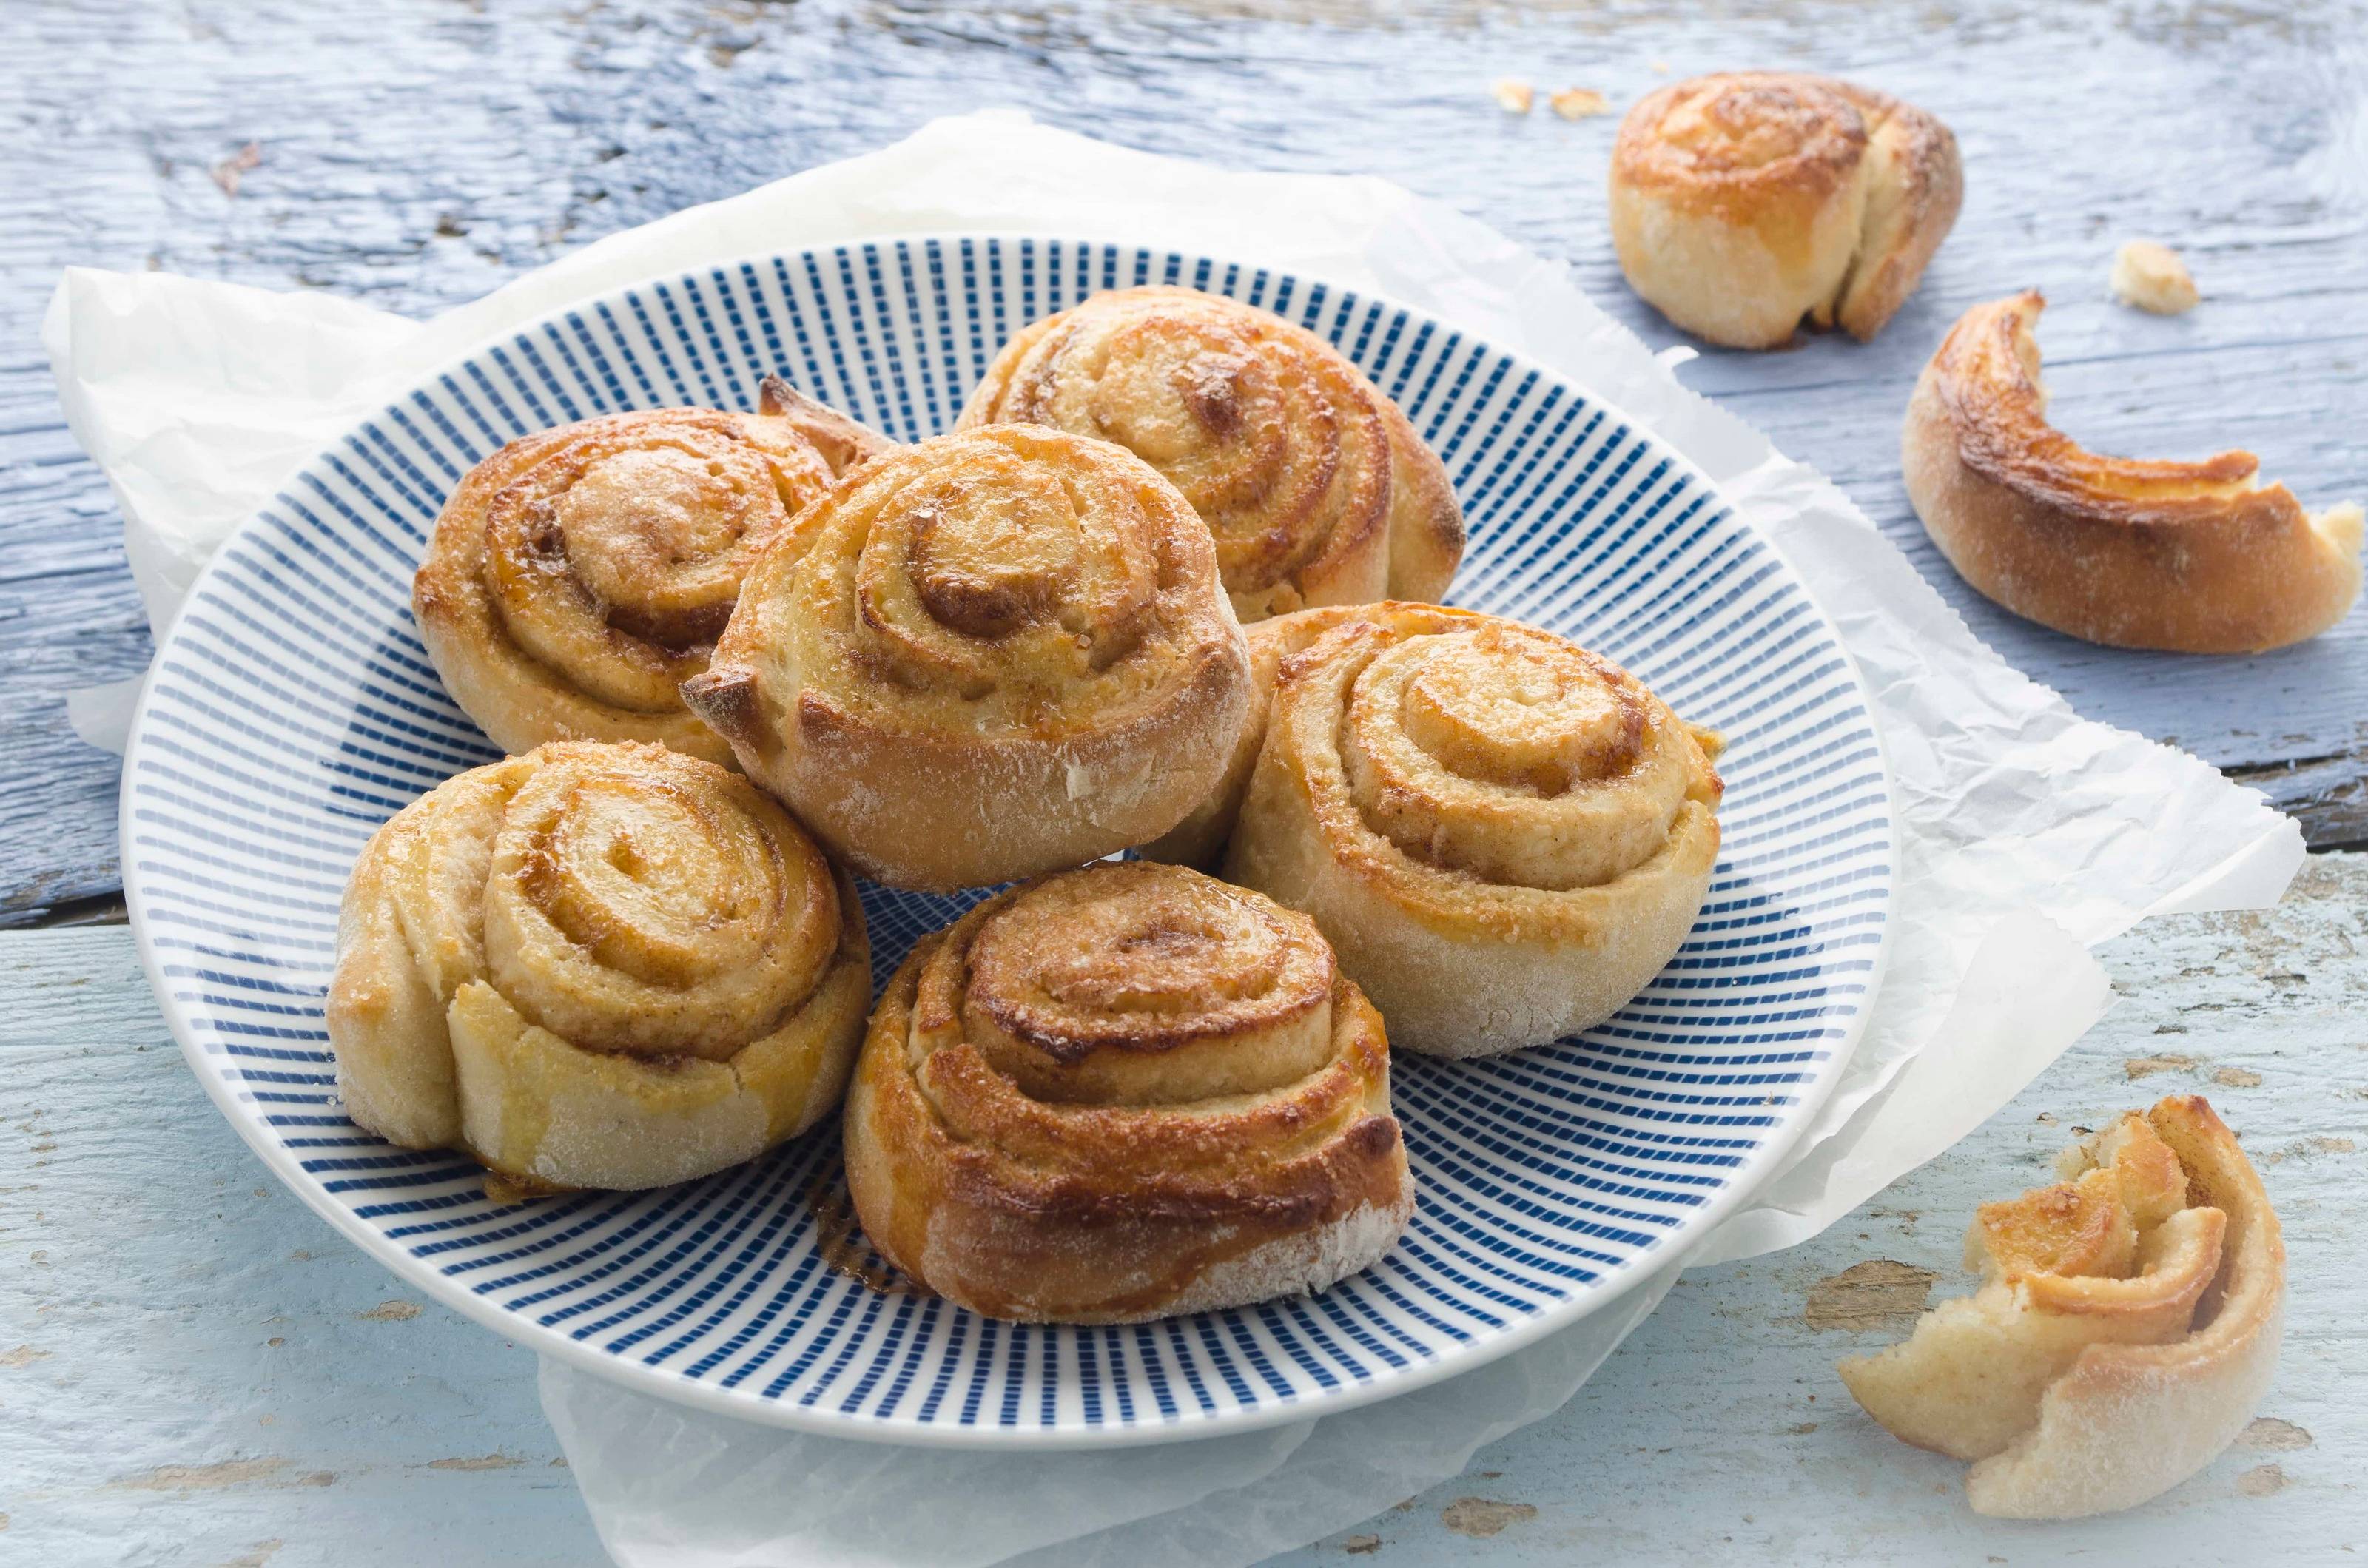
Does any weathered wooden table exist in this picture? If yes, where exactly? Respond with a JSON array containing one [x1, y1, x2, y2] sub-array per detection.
[[2, 1, 2361, 1563]]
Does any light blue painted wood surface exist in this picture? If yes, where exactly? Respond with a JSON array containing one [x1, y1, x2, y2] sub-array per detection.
[[2, 4, 2362, 1562], [7, 858, 2361, 1565], [2, 0, 2364, 921]]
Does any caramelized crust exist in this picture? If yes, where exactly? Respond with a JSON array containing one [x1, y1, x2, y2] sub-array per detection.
[[1219, 604, 1722, 1057], [414, 383, 894, 762], [1904, 291, 2363, 652], [1609, 72, 1961, 347], [682, 425, 1251, 891], [1840, 1096, 2285, 1519], [326, 741, 870, 1193], [842, 861, 1413, 1322], [958, 287, 1464, 619]]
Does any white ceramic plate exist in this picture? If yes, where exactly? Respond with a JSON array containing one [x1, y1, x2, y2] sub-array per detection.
[[125, 237, 1894, 1447]]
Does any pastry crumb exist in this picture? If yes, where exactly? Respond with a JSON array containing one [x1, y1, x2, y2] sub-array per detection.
[[2110, 240, 2200, 315], [1649, 59, 1672, 73], [1491, 78, 1535, 115], [1550, 87, 1611, 120]]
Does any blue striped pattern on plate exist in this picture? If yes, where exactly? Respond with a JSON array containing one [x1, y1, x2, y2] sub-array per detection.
[[124, 238, 1894, 1448]]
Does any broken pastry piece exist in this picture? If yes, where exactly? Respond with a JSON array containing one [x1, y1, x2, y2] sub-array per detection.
[[1905, 290, 2363, 652], [1840, 1096, 2284, 1519], [1609, 71, 1961, 346], [2110, 240, 2200, 315]]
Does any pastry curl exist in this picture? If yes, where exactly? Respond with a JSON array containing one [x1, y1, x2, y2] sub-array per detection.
[[1610, 72, 1961, 347], [682, 425, 1251, 891], [1140, 601, 1484, 869], [957, 287, 1464, 620], [843, 861, 1412, 1323], [1840, 1096, 2284, 1519], [326, 741, 870, 1192], [414, 379, 893, 763], [1221, 605, 1722, 1057], [1904, 291, 2363, 652]]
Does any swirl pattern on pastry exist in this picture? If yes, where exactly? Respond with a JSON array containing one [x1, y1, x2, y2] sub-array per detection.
[[843, 860, 1411, 1322], [414, 378, 894, 763], [326, 740, 870, 1192], [1840, 1095, 2284, 1520], [956, 287, 1464, 620], [681, 425, 1251, 891], [1222, 605, 1722, 1057], [1610, 72, 1962, 347], [1141, 601, 1484, 868]]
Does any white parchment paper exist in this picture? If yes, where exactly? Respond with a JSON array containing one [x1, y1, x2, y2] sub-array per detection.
[[47, 112, 2302, 1567]]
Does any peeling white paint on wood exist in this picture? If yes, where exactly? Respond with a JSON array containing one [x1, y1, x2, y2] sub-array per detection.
[[4, 858, 2360, 1565]]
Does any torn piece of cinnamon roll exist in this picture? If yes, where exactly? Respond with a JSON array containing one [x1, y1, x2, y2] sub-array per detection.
[[1610, 72, 1962, 348]]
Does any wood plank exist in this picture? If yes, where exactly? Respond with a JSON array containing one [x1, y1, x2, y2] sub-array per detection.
[[4, 0, 2364, 922], [5, 858, 2360, 1564]]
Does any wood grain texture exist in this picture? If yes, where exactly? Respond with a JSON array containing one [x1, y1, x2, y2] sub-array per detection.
[[0, 926, 595, 1567], [4, 858, 2360, 1564], [1, 0, 2363, 926]]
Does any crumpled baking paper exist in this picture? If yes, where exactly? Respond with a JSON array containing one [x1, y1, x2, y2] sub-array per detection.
[[47, 111, 2301, 1568]]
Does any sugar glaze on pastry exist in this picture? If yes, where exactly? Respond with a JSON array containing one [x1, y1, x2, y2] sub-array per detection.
[[414, 379, 893, 762], [1904, 290, 2361, 653], [1840, 1096, 2284, 1519], [958, 286, 1464, 620], [326, 740, 870, 1192], [1220, 604, 1722, 1057], [842, 861, 1412, 1323], [1610, 71, 1961, 348], [682, 425, 1251, 891]]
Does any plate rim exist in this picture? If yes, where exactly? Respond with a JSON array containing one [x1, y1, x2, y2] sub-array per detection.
[[122, 232, 1899, 1450]]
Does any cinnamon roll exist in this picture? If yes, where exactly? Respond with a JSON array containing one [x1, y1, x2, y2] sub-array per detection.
[[681, 425, 1251, 892], [956, 287, 1465, 620], [1610, 72, 1962, 347], [414, 379, 893, 764], [326, 741, 870, 1192], [1222, 606, 1722, 1057], [843, 861, 1412, 1323]]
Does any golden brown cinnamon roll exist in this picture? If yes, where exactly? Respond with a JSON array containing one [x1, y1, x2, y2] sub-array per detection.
[[326, 741, 870, 1192], [956, 287, 1464, 620], [843, 861, 1411, 1323], [1610, 72, 1961, 347], [681, 425, 1251, 892], [414, 379, 894, 764], [1222, 606, 1722, 1057], [1906, 291, 2363, 652], [1840, 1097, 2284, 1519]]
